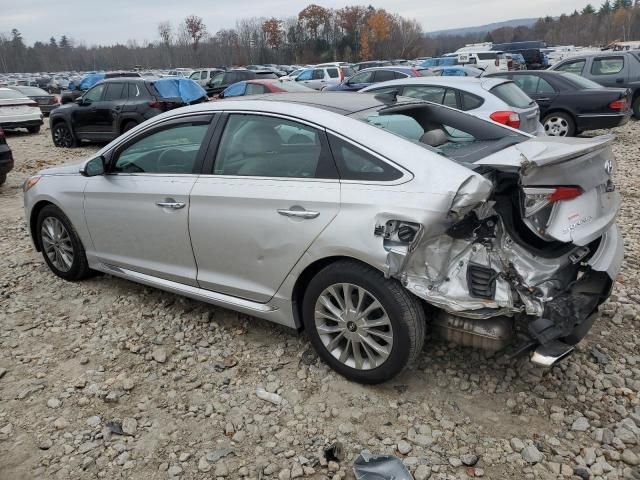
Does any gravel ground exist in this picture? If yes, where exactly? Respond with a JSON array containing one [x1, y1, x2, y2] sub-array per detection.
[[1, 122, 639, 480]]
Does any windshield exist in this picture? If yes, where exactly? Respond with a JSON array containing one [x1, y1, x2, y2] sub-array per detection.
[[559, 72, 603, 89], [351, 102, 526, 164]]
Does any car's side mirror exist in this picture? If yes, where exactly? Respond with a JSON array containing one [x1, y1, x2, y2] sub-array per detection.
[[75, 97, 86, 106], [80, 156, 105, 177]]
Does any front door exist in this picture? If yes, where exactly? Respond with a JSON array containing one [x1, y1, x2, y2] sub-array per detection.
[[72, 83, 106, 136], [189, 113, 340, 303], [83, 115, 214, 286]]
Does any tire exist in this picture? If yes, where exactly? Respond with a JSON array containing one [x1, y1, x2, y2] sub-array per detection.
[[27, 125, 41, 134], [302, 260, 426, 384], [633, 96, 640, 119], [0, 173, 6, 186], [542, 111, 575, 137], [36, 205, 92, 281], [51, 122, 77, 148], [121, 121, 137, 134]]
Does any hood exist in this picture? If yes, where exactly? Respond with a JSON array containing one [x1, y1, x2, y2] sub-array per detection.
[[40, 161, 84, 175]]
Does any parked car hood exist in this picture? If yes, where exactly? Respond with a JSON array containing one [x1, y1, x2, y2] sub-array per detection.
[[40, 161, 83, 175]]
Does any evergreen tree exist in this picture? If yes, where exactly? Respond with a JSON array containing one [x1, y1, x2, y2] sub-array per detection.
[[599, 0, 612, 14], [59, 35, 70, 48], [582, 4, 597, 14], [49, 36, 58, 47]]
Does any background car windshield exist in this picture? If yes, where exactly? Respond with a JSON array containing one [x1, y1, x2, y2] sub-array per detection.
[[0, 89, 26, 100], [14, 86, 49, 95]]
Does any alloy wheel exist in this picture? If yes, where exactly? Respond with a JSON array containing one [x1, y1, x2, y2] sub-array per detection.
[[53, 124, 74, 147], [41, 217, 74, 272], [314, 283, 393, 370], [544, 116, 569, 136]]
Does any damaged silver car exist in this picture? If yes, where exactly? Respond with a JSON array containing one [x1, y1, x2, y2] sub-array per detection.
[[23, 92, 623, 384]]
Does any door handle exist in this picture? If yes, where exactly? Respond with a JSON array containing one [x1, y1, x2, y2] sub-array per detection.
[[156, 201, 186, 209], [277, 208, 320, 219], [616, 78, 624, 84], [536, 97, 551, 102]]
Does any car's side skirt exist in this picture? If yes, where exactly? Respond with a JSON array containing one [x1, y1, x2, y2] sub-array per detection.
[[93, 262, 297, 328]]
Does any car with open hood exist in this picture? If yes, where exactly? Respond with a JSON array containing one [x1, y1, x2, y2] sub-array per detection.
[[24, 93, 622, 383]]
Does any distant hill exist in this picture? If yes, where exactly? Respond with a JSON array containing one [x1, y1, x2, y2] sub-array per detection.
[[427, 18, 539, 37]]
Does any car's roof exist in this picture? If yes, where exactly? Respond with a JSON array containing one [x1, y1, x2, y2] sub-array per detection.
[[221, 92, 392, 114], [360, 76, 509, 92], [358, 66, 415, 73], [553, 51, 639, 61]]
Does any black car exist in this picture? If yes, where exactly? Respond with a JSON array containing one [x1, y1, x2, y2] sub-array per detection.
[[0, 128, 14, 186], [487, 70, 632, 136], [492, 41, 547, 70], [205, 69, 278, 97], [9, 85, 60, 115], [61, 71, 142, 104], [49, 78, 205, 148]]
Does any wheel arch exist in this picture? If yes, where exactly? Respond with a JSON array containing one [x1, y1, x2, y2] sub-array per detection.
[[291, 255, 385, 331], [541, 107, 576, 123], [29, 200, 56, 251]]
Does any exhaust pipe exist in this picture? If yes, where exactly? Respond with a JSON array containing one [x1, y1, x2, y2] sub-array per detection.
[[530, 340, 575, 367]]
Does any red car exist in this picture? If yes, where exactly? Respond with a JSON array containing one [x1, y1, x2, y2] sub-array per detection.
[[218, 79, 315, 98]]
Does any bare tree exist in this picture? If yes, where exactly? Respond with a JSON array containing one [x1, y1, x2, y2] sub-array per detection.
[[184, 15, 207, 51]]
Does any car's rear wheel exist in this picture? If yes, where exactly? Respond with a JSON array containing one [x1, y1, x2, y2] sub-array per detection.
[[36, 205, 92, 281], [633, 96, 640, 119], [52, 122, 76, 148], [302, 260, 426, 384], [27, 125, 41, 134], [542, 112, 575, 137], [0, 173, 6, 186]]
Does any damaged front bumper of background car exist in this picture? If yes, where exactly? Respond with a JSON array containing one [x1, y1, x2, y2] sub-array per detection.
[[376, 138, 624, 367]]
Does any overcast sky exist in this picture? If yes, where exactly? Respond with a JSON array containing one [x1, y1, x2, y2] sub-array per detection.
[[1, 0, 590, 46]]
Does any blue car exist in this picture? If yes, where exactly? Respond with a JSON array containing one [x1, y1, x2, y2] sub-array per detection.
[[324, 67, 419, 92], [419, 57, 458, 69], [421, 66, 484, 77]]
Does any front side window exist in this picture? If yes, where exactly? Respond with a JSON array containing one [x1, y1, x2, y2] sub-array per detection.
[[189, 72, 200, 80], [328, 135, 402, 181], [113, 121, 210, 174], [209, 73, 225, 87], [200, 71, 208, 80], [555, 59, 586, 75], [591, 57, 624, 75], [214, 114, 333, 178], [83, 84, 105, 102], [296, 69, 312, 81]]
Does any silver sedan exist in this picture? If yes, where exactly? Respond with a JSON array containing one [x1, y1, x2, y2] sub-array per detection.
[[24, 93, 623, 383]]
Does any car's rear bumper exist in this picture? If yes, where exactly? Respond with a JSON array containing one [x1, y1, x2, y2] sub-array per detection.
[[39, 104, 59, 114], [576, 112, 631, 131], [0, 144, 14, 175], [0, 118, 44, 129]]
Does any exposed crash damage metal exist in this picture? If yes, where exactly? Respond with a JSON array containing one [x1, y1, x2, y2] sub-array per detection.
[[376, 135, 623, 365]]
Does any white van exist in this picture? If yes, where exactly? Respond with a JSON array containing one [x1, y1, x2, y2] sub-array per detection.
[[456, 51, 508, 74]]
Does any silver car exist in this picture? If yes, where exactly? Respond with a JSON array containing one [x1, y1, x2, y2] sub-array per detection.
[[361, 76, 544, 135], [24, 93, 623, 384]]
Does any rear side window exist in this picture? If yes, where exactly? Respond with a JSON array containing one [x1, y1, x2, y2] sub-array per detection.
[[328, 135, 402, 182], [555, 59, 585, 75], [327, 68, 339, 78], [374, 70, 396, 82], [103, 83, 125, 101], [591, 57, 624, 75], [312, 69, 325, 80], [402, 86, 446, 103], [245, 83, 266, 95], [393, 71, 407, 79], [477, 52, 497, 60], [490, 82, 532, 109], [461, 91, 484, 111], [443, 89, 458, 108]]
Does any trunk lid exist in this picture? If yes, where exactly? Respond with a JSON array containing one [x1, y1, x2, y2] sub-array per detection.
[[475, 135, 620, 246]]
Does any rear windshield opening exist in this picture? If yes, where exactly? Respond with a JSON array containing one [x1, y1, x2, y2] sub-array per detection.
[[352, 102, 526, 164]]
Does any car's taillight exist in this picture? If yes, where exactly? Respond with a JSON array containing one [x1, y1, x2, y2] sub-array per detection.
[[522, 186, 583, 217], [338, 69, 344, 82], [149, 100, 178, 110], [411, 68, 421, 77], [609, 98, 627, 110], [495, 58, 500, 67], [28, 101, 38, 108], [490, 111, 521, 129], [51, 96, 60, 104], [0, 128, 4, 139]]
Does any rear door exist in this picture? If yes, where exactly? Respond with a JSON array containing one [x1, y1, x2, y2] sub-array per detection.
[[189, 112, 340, 302], [587, 56, 629, 88], [510, 74, 559, 116]]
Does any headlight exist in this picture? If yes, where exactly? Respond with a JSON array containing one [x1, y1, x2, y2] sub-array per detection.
[[23, 176, 41, 192]]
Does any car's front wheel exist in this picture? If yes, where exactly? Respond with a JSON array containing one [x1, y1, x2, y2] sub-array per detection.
[[302, 260, 426, 384], [36, 205, 92, 281], [27, 125, 41, 134], [51, 122, 77, 148]]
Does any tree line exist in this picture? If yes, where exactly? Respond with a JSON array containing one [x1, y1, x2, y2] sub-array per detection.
[[1, 2, 640, 74]]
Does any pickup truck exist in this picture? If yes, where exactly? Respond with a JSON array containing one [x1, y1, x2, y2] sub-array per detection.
[[550, 51, 640, 118]]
